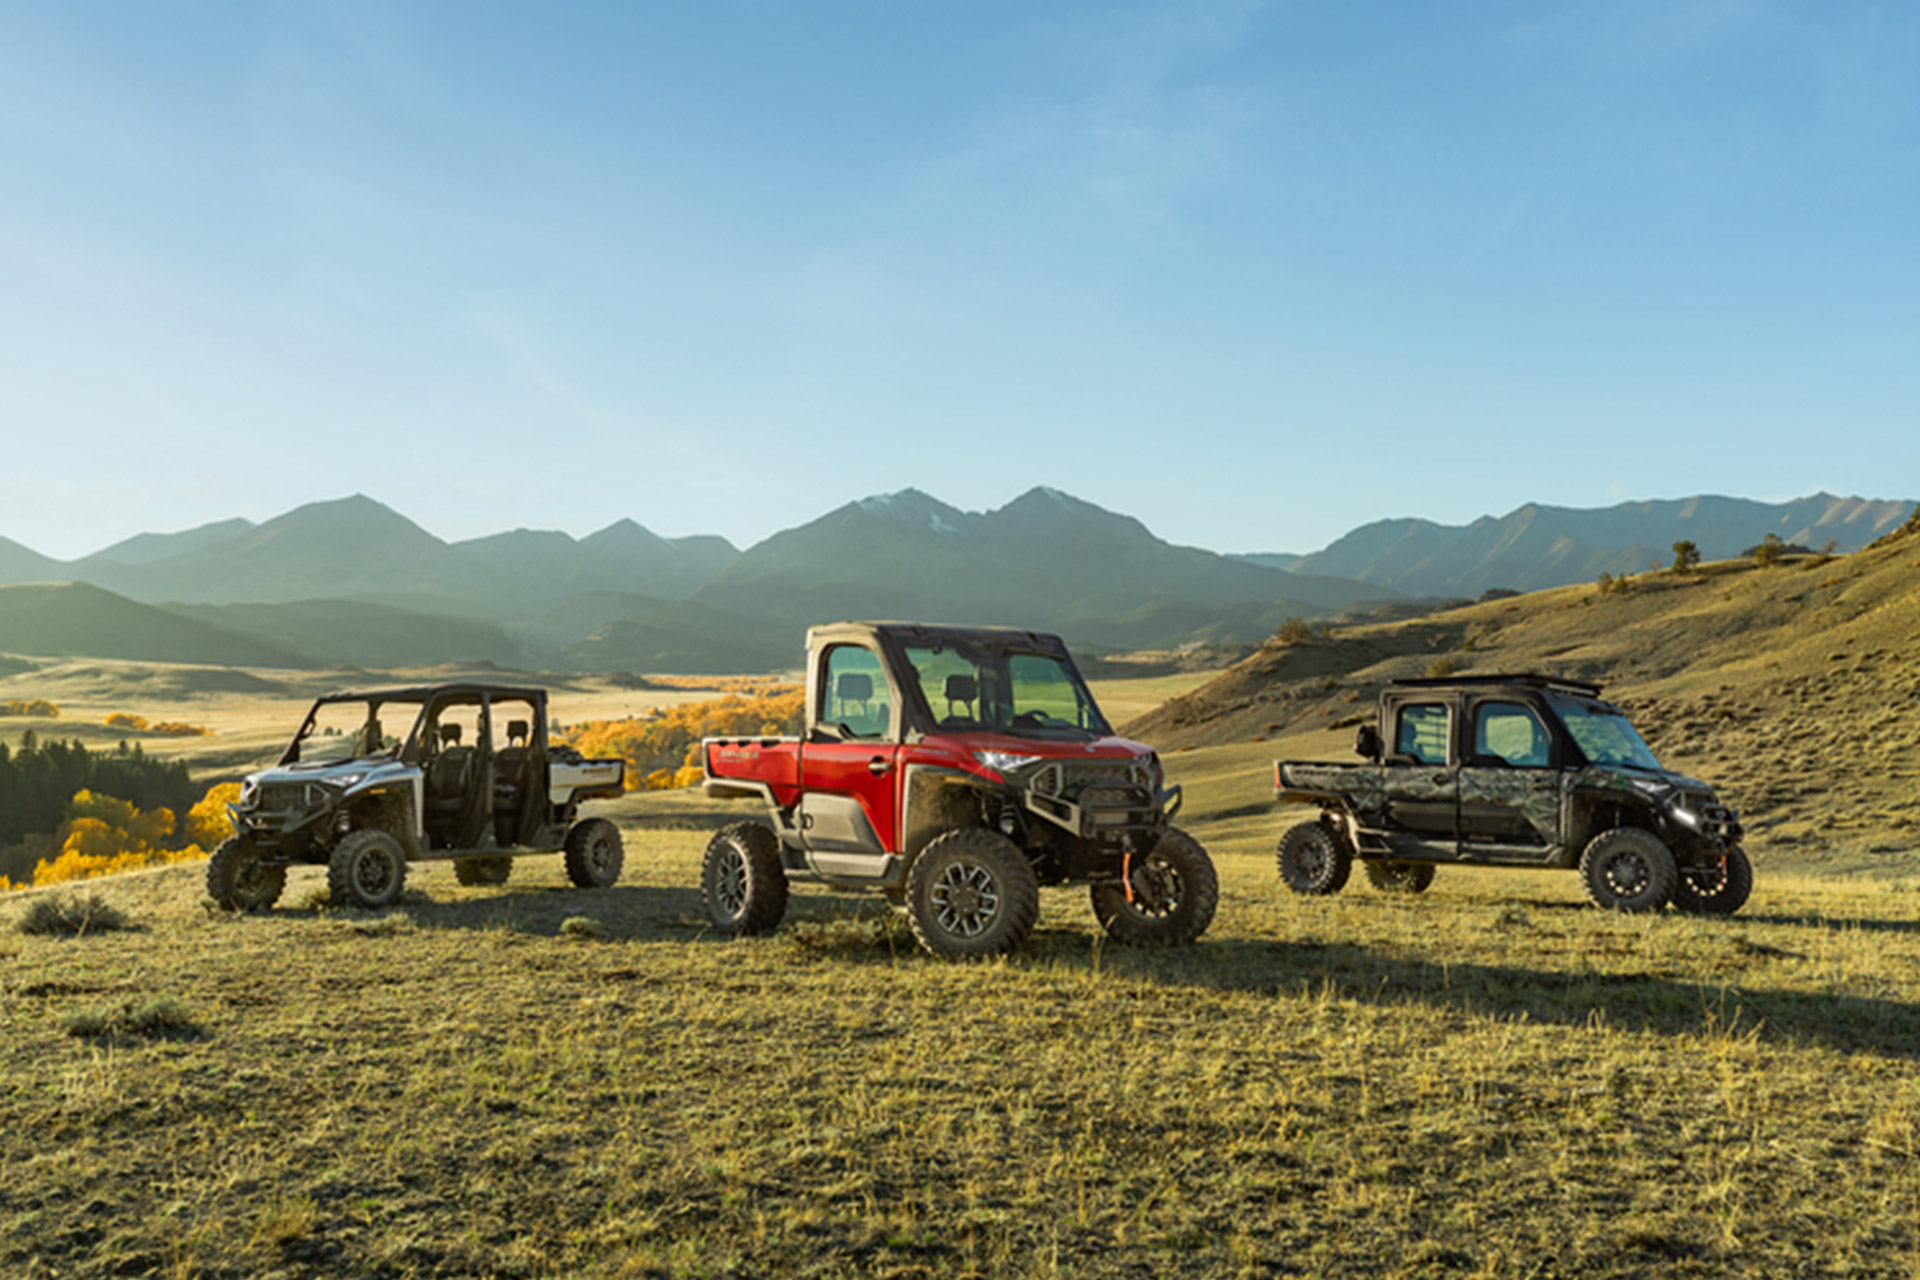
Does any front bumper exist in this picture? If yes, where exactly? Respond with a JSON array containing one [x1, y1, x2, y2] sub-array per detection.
[[1020, 759, 1181, 844], [229, 781, 336, 844]]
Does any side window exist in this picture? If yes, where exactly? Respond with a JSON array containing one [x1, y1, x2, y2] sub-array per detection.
[[1475, 702, 1550, 768], [821, 646, 891, 740], [1394, 703, 1451, 765]]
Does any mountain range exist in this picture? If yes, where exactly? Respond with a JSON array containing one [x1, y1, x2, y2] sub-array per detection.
[[0, 489, 1386, 672], [1238, 494, 1911, 598], [0, 489, 1909, 674]]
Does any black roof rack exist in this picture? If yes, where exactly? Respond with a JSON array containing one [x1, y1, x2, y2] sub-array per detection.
[[1389, 672, 1603, 697]]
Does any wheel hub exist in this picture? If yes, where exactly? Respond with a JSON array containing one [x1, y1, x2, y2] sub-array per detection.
[[357, 851, 395, 895], [931, 863, 998, 937], [1607, 852, 1649, 895], [716, 850, 747, 914]]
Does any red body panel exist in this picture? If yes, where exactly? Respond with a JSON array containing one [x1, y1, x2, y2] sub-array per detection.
[[801, 740, 902, 850], [705, 738, 804, 806]]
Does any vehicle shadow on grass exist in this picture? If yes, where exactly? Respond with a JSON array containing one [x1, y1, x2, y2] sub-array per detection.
[[348, 881, 885, 944], [1075, 936, 1920, 1061], [1389, 891, 1920, 938]]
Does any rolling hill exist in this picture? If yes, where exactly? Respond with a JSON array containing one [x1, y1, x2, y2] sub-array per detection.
[[0, 535, 61, 584], [1130, 508, 1920, 868], [0, 583, 310, 668], [164, 600, 525, 669]]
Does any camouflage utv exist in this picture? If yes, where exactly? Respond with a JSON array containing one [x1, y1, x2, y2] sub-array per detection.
[[1273, 674, 1750, 914]]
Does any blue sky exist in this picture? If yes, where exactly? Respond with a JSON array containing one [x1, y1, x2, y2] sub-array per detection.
[[3, 1, 1916, 560]]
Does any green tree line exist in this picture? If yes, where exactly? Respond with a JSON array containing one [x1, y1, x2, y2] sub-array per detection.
[[0, 734, 199, 882]]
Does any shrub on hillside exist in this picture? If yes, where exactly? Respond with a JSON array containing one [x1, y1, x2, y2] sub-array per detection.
[[1745, 534, 1811, 567], [0, 699, 59, 718], [17, 890, 130, 936], [63, 995, 201, 1041], [1273, 618, 1313, 646]]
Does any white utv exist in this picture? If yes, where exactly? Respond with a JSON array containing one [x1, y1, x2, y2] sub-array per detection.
[[206, 683, 626, 910]]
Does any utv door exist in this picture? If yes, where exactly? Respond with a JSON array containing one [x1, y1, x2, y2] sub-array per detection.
[[1456, 699, 1562, 863], [1379, 699, 1457, 859], [798, 644, 900, 880]]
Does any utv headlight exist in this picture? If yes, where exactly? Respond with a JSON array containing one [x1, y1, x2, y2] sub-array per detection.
[[328, 772, 368, 791], [974, 750, 1043, 776]]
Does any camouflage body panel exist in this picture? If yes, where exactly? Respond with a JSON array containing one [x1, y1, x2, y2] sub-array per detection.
[[1456, 767, 1563, 849], [1276, 762, 1389, 817]]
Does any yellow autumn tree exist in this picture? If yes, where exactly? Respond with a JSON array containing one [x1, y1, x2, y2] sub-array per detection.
[[27, 783, 240, 889], [185, 782, 241, 849], [33, 790, 183, 886]]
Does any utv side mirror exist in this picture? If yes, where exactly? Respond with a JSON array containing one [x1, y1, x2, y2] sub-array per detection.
[[1354, 724, 1383, 761]]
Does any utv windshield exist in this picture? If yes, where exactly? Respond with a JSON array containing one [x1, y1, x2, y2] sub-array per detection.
[[281, 695, 425, 766], [901, 642, 1112, 741], [1551, 696, 1664, 772]]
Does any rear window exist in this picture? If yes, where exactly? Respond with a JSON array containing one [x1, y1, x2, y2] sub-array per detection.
[[1394, 703, 1450, 765]]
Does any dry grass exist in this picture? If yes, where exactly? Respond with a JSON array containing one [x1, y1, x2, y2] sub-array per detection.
[[5, 611, 1920, 1274], [5, 817, 1920, 1278]]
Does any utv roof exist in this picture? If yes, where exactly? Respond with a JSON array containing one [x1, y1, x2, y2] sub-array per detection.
[[808, 621, 1072, 655], [1389, 672, 1603, 697], [314, 683, 551, 703]]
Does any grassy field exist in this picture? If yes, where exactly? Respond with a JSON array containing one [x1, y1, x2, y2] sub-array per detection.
[[6, 647, 1920, 1276], [7, 758, 1920, 1278]]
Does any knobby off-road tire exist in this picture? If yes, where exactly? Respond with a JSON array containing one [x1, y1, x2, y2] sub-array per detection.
[[206, 835, 286, 912], [454, 856, 513, 887], [702, 821, 789, 936], [1091, 826, 1220, 946], [1670, 846, 1754, 916], [906, 828, 1040, 959], [1276, 820, 1352, 895], [1579, 827, 1678, 913], [328, 830, 408, 910], [564, 818, 624, 889], [1363, 860, 1436, 894]]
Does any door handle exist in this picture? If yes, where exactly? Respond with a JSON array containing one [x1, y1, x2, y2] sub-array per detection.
[[868, 756, 893, 777]]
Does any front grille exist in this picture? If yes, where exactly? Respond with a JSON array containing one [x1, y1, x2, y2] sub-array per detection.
[[1034, 761, 1147, 799], [255, 783, 317, 812]]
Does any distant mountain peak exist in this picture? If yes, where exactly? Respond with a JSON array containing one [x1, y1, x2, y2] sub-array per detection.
[[852, 489, 971, 535], [582, 519, 671, 552]]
